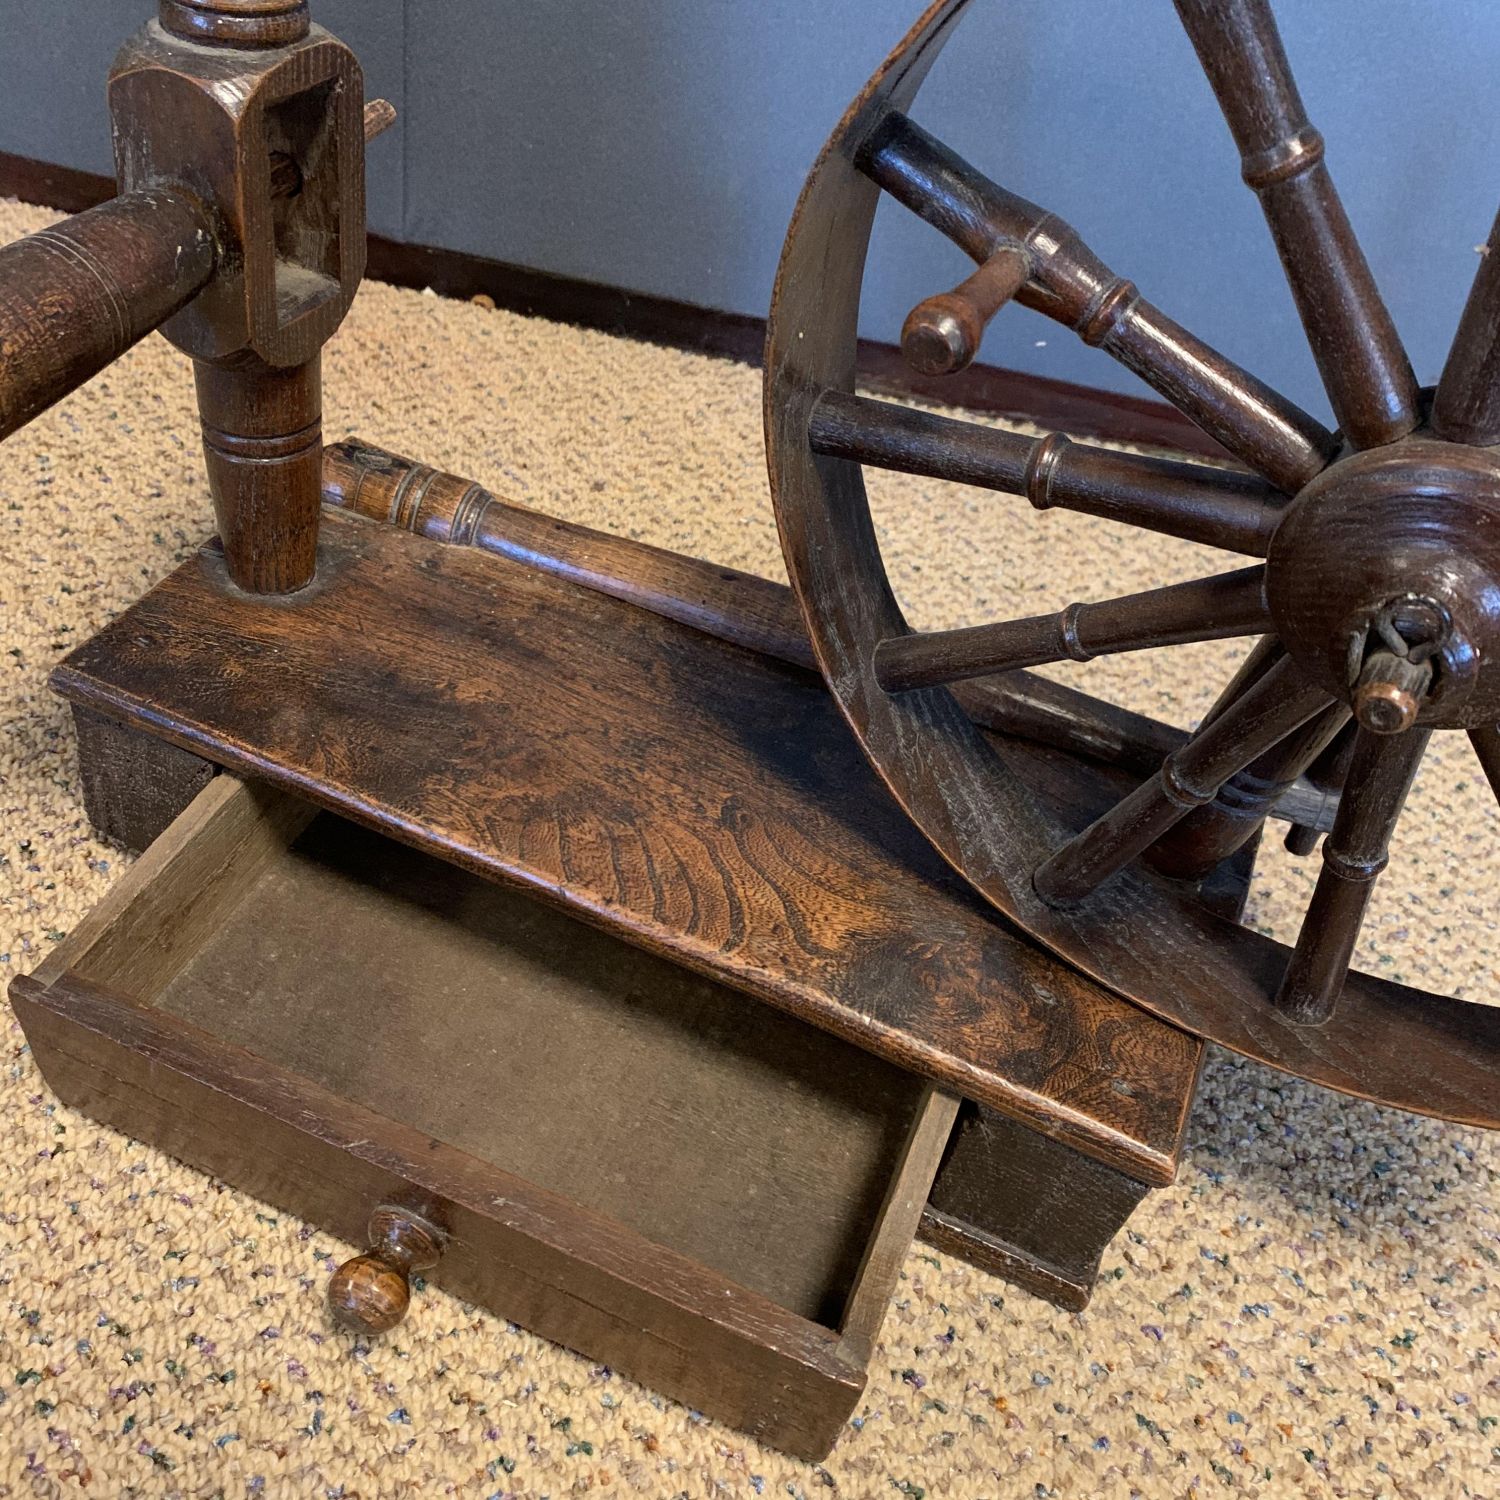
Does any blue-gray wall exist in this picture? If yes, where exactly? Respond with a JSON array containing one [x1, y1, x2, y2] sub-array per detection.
[[2, 1, 1496, 423]]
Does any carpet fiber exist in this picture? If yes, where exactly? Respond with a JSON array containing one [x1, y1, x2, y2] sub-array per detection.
[[2, 197, 1496, 1499]]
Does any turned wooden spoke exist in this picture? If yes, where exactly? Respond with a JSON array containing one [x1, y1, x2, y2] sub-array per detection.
[[1147, 698, 1349, 880], [1432, 206, 1500, 444], [860, 112, 1336, 493], [874, 565, 1269, 694], [1033, 656, 1331, 904], [1175, 0, 1418, 449], [809, 391, 1285, 556], [1468, 725, 1500, 806], [1274, 727, 1430, 1024]]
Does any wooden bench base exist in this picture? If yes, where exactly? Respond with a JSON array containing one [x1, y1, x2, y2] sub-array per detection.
[[15, 505, 1219, 1455]]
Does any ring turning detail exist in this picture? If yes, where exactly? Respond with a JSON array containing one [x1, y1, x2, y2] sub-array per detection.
[[765, 0, 1500, 1120]]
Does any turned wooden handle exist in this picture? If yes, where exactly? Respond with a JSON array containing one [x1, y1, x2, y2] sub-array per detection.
[[0, 189, 216, 442], [328, 1206, 446, 1334], [901, 243, 1030, 377]]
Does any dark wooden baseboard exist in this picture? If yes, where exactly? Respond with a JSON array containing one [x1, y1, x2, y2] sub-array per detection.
[[0, 148, 1220, 457]]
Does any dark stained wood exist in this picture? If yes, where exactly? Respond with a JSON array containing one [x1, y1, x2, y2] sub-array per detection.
[[1034, 656, 1331, 904], [107, 11, 367, 593], [159, 0, 311, 47], [194, 355, 324, 593], [763, 0, 1500, 1123], [49, 509, 1202, 1185], [809, 390, 1284, 556], [1275, 727, 1430, 1025], [901, 243, 1030, 377], [1264, 440, 1500, 731], [1468, 724, 1500, 805], [1174, 0, 1419, 450], [0, 190, 215, 441], [71, 706, 219, 851], [1146, 700, 1347, 880], [322, 439, 1324, 815], [10, 773, 964, 1458], [1432, 203, 1500, 444], [874, 565, 1270, 693], [861, 110, 1336, 493], [920, 1104, 1155, 1312], [0, 147, 1244, 461], [59, 715, 1166, 1314]]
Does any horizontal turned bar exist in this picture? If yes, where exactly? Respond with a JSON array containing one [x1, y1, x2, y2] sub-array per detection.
[[1034, 657, 1332, 905], [0, 189, 216, 441], [1174, 0, 1419, 450], [809, 390, 1284, 556], [874, 565, 1270, 694], [321, 442, 1332, 832], [861, 112, 1336, 494]]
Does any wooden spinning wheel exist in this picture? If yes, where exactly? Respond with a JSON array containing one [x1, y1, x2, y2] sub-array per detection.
[[765, 0, 1500, 1124]]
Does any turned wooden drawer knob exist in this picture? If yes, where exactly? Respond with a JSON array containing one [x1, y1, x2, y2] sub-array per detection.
[[901, 243, 1032, 377], [328, 1206, 446, 1334]]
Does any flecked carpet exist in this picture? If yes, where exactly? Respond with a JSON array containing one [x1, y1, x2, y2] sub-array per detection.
[[2, 197, 1497, 1499]]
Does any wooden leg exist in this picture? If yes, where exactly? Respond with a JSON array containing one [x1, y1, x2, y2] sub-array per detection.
[[919, 1105, 1155, 1311], [71, 706, 216, 852]]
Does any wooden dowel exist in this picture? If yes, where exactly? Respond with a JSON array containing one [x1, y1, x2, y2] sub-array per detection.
[[861, 112, 1337, 494], [1469, 724, 1500, 805], [1034, 657, 1331, 905], [1174, 0, 1418, 449], [1432, 205, 1500, 444], [195, 355, 322, 594], [1146, 699, 1349, 880], [0, 189, 215, 442], [1274, 727, 1430, 1024], [809, 390, 1284, 556], [874, 565, 1270, 694]]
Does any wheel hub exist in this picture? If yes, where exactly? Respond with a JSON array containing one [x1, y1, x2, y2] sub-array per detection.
[[1265, 437, 1500, 729]]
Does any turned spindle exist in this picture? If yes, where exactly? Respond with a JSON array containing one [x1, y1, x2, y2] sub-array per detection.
[[328, 1206, 446, 1334]]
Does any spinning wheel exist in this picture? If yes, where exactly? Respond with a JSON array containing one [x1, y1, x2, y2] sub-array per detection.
[[766, 0, 1500, 1122]]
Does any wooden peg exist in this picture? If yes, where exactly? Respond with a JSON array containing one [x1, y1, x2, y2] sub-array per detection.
[[1352, 650, 1431, 735], [327, 1205, 446, 1335], [901, 244, 1030, 377]]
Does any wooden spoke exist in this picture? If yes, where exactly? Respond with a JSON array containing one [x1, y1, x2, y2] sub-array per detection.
[[1174, 0, 1418, 449], [1432, 206, 1500, 444], [860, 112, 1336, 493], [1275, 727, 1430, 1024], [1033, 656, 1331, 904], [809, 391, 1285, 556], [874, 565, 1269, 694], [1468, 725, 1500, 805], [1147, 699, 1349, 879]]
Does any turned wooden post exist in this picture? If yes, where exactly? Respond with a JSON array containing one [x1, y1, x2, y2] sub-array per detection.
[[104, 0, 369, 593]]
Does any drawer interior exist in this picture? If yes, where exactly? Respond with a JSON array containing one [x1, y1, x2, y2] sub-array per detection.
[[40, 779, 939, 1330]]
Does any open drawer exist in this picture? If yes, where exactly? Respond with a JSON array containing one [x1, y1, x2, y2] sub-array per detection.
[[10, 775, 958, 1461]]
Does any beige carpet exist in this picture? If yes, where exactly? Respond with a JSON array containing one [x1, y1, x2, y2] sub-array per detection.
[[2, 196, 1497, 1499]]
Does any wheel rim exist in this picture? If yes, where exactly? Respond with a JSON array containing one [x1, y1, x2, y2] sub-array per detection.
[[764, 0, 1500, 1124]]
